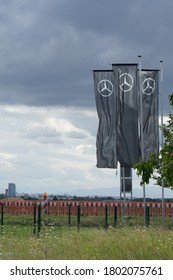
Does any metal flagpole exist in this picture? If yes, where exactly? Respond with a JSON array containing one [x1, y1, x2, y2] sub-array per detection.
[[122, 167, 126, 224], [119, 165, 122, 221], [138, 55, 146, 226], [130, 169, 133, 217], [120, 185, 122, 220], [160, 60, 164, 228]]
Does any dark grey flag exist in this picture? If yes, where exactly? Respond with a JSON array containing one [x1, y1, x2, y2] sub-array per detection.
[[141, 70, 159, 161], [93, 70, 117, 168], [112, 64, 140, 167]]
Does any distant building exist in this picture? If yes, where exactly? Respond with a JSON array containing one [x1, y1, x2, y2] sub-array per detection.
[[8, 183, 16, 197], [5, 189, 8, 196]]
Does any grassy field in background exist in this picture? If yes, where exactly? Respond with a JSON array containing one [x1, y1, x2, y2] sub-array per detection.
[[1, 226, 173, 260]]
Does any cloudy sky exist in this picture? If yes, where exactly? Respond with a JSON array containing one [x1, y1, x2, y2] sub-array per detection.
[[0, 0, 173, 198]]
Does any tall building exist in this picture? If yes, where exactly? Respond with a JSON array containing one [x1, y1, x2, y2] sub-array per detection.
[[8, 183, 16, 197]]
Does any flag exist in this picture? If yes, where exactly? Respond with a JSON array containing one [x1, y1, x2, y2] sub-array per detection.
[[120, 166, 132, 192], [93, 70, 117, 168], [112, 64, 140, 167], [141, 69, 159, 160]]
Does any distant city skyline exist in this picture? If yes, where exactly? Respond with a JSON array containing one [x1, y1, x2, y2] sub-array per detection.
[[4, 183, 16, 197], [1, 181, 173, 200]]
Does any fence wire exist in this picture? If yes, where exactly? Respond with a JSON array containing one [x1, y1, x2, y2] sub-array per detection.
[[1, 200, 173, 236]]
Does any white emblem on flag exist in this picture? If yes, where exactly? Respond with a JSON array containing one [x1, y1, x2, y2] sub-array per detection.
[[119, 73, 133, 92], [97, 79, 113, 97], [142, 78, 155, 95]]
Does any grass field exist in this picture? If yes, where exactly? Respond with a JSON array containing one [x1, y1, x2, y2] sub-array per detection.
[[1, 225, 173, 260], [1, 214, 173, 260]]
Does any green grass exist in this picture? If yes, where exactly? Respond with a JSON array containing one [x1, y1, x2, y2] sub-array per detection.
[[1, 214, 173, 260], [0, 226, 173, 260], [2, 213, 173, 232]]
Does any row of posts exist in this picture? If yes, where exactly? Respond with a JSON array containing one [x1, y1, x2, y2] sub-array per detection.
[[1, 203, 150, 236], [68, 204, 118, 230]]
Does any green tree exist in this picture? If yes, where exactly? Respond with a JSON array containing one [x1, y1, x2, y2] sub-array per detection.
[[134, 93, 173, 187], [134, 153, 157, 186], [160, 93, 173, 186]]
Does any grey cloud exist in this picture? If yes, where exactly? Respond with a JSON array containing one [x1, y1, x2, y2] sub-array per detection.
[[0, 0, 172, 113], [22, 124, 63, 144], [37, 136, 63, 145], [65, 130, 87, 139], [64, 109, 98, 137]]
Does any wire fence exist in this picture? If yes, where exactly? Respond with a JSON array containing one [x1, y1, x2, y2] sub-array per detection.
[[1, 200, 173, 236]]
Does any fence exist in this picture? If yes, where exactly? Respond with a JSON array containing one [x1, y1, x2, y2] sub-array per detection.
[[1, 200, 173, 215], [1, 200, 173, 236]]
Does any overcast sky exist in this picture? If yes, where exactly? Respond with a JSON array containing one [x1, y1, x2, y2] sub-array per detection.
[[0, 0, 173, 198]]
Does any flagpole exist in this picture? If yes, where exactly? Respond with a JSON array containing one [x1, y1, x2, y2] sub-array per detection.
[[119, 170, 122, 221], [160, 60, 164, 228], [138, 55, 146, 226], [122, 167, 126, 224]]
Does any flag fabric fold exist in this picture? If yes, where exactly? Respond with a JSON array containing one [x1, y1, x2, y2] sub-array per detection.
[[141, 69, 159, 161], [93, 65, 159, 171], [93, 70, 117, 168], [112, 64, 141, 167]]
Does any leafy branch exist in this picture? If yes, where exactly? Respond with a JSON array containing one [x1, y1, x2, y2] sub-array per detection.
[[134, 154, 157, 186], [134, 93, 173, 188]]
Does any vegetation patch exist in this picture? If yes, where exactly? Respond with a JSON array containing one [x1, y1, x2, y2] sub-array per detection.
[[0, 227, 173, 260]]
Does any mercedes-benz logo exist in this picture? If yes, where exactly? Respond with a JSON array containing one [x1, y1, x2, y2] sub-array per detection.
[[119, 73, 133, 92], [142, 78, 155, 95], [97, 79, 113, 97]]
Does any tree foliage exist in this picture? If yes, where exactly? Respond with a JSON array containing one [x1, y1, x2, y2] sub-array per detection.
[[134, 154, 157, 186], [160, 94, 173, 187], [134, 93, 173, 187]]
